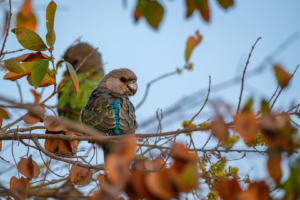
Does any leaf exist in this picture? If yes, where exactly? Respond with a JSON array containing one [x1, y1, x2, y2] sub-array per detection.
[[56, 59, 64, 69], [3, 61, 35, 81], [241, 98, 253, 113], [27, 72, 56, 87], [16, 0, 37, 32], [178, 164, 198, 192], [23, 105, 45, 124], [274, 65, 292, 88], [30, 89, 41, 104], [44, 138, 60, 153], [267, 154, 282, 185], [144, 157, 166, 170], [217, 0, 234, 9], [261, 100, 270, 117], [70, 163, 92, 186], [185, 30, 203, 62], [145, 172, 176, 199], [234, 111, 258, 141], [4, 59, 25, 74], [17, 155, 40, 179], [134, 0, 164, 29], [12, 52, 49, 62], [240, 181, 269, 200], [185, 0, 210, 22], [216, 179, 242, 200], [44, 116, 66, 132], [10, 176, 30, 199], [106, 154, 130, 185], [11, 27, 47, 51], [211, 115, 229, 141], [0, 108, 10, 119], [31, 59, 49, 88], [65, 61, 79, 95], [46, 1, 57, 48]]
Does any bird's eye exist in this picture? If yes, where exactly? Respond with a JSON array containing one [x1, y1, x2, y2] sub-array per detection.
[[71, 59, 78, 66], [120, 77, 126, 82]]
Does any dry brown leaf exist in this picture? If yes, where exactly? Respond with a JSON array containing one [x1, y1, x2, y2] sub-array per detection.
[[70, 163, 92, 186], [185, 30, 203, 62], [30, 89, 41, 104], [211, 115, 229, 141], [17, 154, 40, 179], [44, 116, 66, 132], [114, 135, 137, 162], [12, 52, 49, 62], [267, 154, 282, 185], [44, 138, 60, 153], [239, 181, 269, 200], [23, 105, 45, 124], [216, 179, 242, 200], [106, 154, 130, 186], [144, 157, 166, 171], [274, 65, 292, 88], [145, 172, 176, 200], [234, 112, 258, 141], [10, 176, 30, 199]]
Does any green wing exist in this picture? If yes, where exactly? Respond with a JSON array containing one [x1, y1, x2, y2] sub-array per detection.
[[81, 92, 116, 133], [119, 98, 138, 134]]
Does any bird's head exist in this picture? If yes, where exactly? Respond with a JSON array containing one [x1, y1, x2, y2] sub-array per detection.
[[98, 68, 137, 96]]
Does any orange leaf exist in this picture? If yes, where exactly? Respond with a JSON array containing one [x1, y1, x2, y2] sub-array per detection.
[[17, 154, 40, 179], [216, 179, 242, 200], [44, 138, 60, 153], [10, 176, 30, 199], [267, 154, 282, 185], [16, 0, 37, 32], [274, 65, 292, 88], [234, 112, 258, 141], [185, 30, 203, 62], [211, 115, 229, 141], [30, 89, 41, 104]]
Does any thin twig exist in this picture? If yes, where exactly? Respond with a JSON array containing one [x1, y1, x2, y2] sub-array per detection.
[[236, 37, 261, 115], [0, 0, 12, 61], [186, 76, 211, 128]]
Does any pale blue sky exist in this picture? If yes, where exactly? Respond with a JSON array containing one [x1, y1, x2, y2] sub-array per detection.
[[0, 0, 300, 197]]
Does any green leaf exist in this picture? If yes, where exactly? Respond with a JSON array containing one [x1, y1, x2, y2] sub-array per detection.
[[46, 1, 57, 48], [217, 0, 234, 9], [11, 28, 47, 51], [0, 108, 10, 119], [241, 98, 253, 113], [4, 59, 25, 74], [56, 60, 64, 69], [31, 59, 49, 87], [185, 0, 210, 22], [185, 31, 202, 62], [134, 0, 164, 29], [274, 65, 292, 88], [179, 164, 198, 190], [65, 61, 79, 95], [261, 100, 270, 117]]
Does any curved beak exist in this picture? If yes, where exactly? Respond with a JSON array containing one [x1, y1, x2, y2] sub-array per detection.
[[128, 81, 137, 95]]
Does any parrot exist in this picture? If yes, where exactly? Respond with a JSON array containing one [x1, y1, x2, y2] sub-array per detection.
[[80, 68, 138, 159], [57, 42, 104, 121]]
